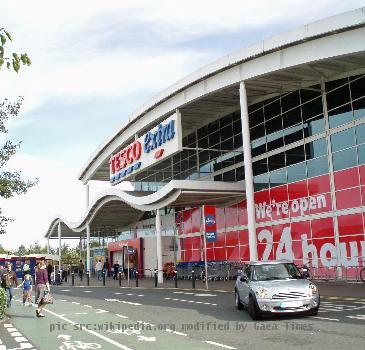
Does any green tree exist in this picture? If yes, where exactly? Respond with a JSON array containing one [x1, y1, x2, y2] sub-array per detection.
[[0, 28, 31, 73], [0, 28, 36, 235]]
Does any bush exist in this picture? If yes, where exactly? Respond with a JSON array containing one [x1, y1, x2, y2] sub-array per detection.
[[0, 288, 6, 319]]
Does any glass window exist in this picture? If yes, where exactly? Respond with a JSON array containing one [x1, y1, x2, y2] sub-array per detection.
[[199, 150, 209, 164], [233, 119, 242, 134], [254, 173, 269, 190], [307, 156, 328, 177], [353, 97, 365, 120], [270, 168, 287, 186], [264, 99, 281, 120], [326, 84, 351, 111], [281, 91, 300, 113], [305, 138, 327, 159], [223, 169, 236, 182], [197, 125, 208, 139], [356, 124, 365, 145], [209, 131, 220, 147], [208, 120, 220, 134], [300, 87, 321, 103], [221, 137, 234, 150], [265, 115, 282, 133], [253, 159, 268, 176], [332, 147, 357, 171], [250, 124, 265, 141], [268, 153, 286, 171], [303, 115, 325, 137], [266, 130, 284, 152], [251, 140, 266, 157], [301, 98, 323, 121], [331, 128, 355, 152], [282, 107, 302, 128], [220, 114, 233, 128], [287, 162, 307, 183], [286, 145, 305, 166], [358, 144, 365, 165], [284, 124, 303, 145], [236, 167, 245, 181], [350, 75, 365, 101], [221, 125, 233, 141], [198, 136, 208, 149], [328, 103, 353, 128], [249, 108, 264, 128], [325, 77, 348, 92], [233, 134, 243, 149]]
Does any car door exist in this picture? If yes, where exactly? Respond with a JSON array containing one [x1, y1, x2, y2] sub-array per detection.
[[237, 265, 252, 305]]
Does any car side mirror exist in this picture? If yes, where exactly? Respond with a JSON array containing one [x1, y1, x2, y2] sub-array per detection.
[[240, 274, 248, 283]]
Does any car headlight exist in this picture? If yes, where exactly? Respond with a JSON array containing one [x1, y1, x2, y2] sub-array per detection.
[[256, 287, 269, 298], [309, 283, 318, 295]]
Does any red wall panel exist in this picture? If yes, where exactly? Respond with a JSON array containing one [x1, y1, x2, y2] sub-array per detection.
[[338, 213, 364, 236], [336, 187, 362, 210], [334, 167, 360, 190]]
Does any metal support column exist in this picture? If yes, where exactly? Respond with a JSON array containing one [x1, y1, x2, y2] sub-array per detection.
[[86, 223, 91, 278], [85, 183, 90, 209], [156, 209, 163, 284], [47, 238, 50, 254], [58, 222, 62, 272], [240, 81, 258, 261]]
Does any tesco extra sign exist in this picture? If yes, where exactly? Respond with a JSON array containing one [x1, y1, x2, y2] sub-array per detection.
[[110, 112, 182, 185]]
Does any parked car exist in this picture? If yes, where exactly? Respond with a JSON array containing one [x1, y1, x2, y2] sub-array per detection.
[[235, 261, 320, 320]]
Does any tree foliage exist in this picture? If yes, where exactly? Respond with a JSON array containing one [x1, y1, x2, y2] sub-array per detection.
[[0, 28, 31, 73], [0, 29, 36, 234]]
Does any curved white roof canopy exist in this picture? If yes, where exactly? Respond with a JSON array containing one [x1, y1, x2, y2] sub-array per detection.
[[46, 180, 245, 239], [79, 8, 365, 183]]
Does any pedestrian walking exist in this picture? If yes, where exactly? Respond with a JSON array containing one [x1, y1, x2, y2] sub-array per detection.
[[103, 258, 109, 277], [79, 260, 84, 281], [1, 263, 19, 307], [46, 263, 52, 284], [113, 262, 120, 280], [19, 274, 33, 306], [35, 260, 50, 317], [95, 260, 103, 281]]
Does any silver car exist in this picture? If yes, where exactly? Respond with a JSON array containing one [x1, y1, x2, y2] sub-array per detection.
[[235, 261, 320, 320]]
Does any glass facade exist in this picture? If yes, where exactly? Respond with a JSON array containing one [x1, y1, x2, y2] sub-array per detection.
[[172, 74, 365, 275]]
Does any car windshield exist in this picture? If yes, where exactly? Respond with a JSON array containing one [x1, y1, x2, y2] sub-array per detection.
[[252, 263, 302, 281]]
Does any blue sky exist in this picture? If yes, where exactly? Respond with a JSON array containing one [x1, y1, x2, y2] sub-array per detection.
[[0, 0, 364, 249]]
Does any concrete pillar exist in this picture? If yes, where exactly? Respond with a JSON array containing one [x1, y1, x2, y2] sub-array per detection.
[[58, 222, 62, 271], [156, 209, 163, 283], [86, 223, 91, 276], [240, 81, 258, 261], [85, 183, 90, 209], [47, 238, 50, 254]]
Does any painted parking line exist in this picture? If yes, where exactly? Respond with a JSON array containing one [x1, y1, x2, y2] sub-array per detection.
[[204, 340, 236, 349], [312, 316, 340, 322], [164, 297, 217, 306]]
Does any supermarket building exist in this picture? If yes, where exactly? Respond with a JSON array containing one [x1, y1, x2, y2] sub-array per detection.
[[46, 8, 365, 281]]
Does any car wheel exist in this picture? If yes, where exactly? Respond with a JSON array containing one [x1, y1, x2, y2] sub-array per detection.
[[307, 307, 319, 316], [235, 290, 244, 310], [248, 295, 261, 320]]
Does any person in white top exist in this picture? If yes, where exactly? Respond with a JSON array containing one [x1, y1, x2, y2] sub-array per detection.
[[95, 260, 103, 281]]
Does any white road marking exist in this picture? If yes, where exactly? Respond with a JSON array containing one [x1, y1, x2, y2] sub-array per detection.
[[96, 309, 109, 314], [18, 343, 33, 348], [84, 305, 92, 308], [204, 340, 236, 349], [194, 294, 217, 297], [75, 312, 88, 315], [83, 291, 93, 293], [172, 331, 187, 337], [312, 316, 340, 322], [164, 297, 217, 306], [114, 292, 122, 295], [60, 290, 71, 292], [6, 328, 18, 332], [116, 314, 129, 319], [10, 332, 22, 337], [14, 337, 28, 343], [43, 308, 133, 350], [137, 295, 144, 297], [60, 299, 67, 302], [4, 324, 13, 327], [71, 302, 80, 305], [137, 336, 156, 342], [346, 314, 365, 320], [127, 294, 134, 296]]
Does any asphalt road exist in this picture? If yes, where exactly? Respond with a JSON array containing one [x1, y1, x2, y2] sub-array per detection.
[[0, 285, 365, 350]]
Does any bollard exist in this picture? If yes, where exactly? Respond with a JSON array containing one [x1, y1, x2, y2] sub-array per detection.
[[87, 272, 90, 286], [174, 270, 178, 288], [103, 271, 106, 286], [136, 271, 139, 287], [118, 272, 122, 287], [192, 270, 196, 289], [72, 272, 74, 286], [154, 270, 158, 287]]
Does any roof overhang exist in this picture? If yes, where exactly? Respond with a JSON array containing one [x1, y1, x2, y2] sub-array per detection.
[[46, 180, 245, 239]]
